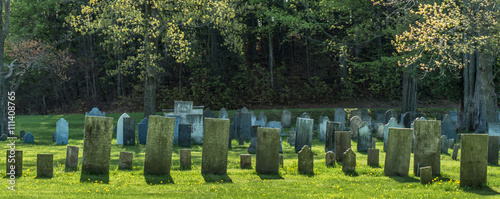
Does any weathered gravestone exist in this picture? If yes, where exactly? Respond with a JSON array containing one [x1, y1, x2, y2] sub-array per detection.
[[65, 146, 79, 171], [384, 128, 412, 176], [287, 131, 296, 146], [23, 132, 34, 143], [488, 122, 500, 145], [414, 120, 441, 176], [81, 116, 113, 177], [325, 122, 341, 152], [37, 154, 53, 178], [174, 100, 193, 124], [301, 112, 311, 119], [56, 118, 69, 145], [116, 113, 130, 145], [420, 166, 433, 184], [488, 136, 499, 165], [357, 123, 371, 152], [85, 107, 105, 117], [375, 110, 386, 123], [255, 112, 267, 127], [368, 148, 379, 166], [203, 108, 215, 118], [449, 139, 455, 149], [441, 135, 449, 154], [137, 118, 148, 145], [335, 131, 351, 162], [143, 116, 175, 175], [335, 108, 346, 130], [180, 149, 191, 170], [384, 109, 398, 124], [371, 138, 376, 149], [449, 111, 457, 123], [295, 118, 314, 153], [248, 125, 260, 154], [192, 106, 204, 115], [376, 123, 384, 139], [0, 134, 6, 141], [384, 117, 403, 151], [326, 151, 335, 167], [266, 121, 284, 136], [240, 154, 252, 169], [178, 124, 192, 147], [241, 107, 249, 113], [236, 112, 253, 143], [219, 107, 229, 119], [6, 150, 22, 176], [319, 116, 329, 142], [187, 114, 204, 144], [298, 145, 314, 175], [166, 115, 181, 144], [118, 152, 133, 170], [123, 117, 135, 146], [279, 154, 284, 168], [281, 110, 292, 128], [201, 118, 230, 175], [452, 144, 459, 160], [256, 127, 280, 175], [350, 116, 362, 140], [460, 134, 488, 187], [342, 148, 356, 172], [402, 112, 417, 128], [441, 114, 456, 140]]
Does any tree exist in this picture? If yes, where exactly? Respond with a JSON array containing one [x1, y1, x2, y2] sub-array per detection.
[[394, 0, 500, 132], [0, 0, 11, 136]]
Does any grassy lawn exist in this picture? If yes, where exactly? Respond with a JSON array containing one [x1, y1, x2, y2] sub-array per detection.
[[1, 108, 499, 198]]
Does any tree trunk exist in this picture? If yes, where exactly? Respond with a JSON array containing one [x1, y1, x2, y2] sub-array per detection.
[[402, 65, 417, 114], [0, 77, 6, 136], [143, 1, 157, 118], [0, 0, 9, 136], [268, 31, 274, 88]]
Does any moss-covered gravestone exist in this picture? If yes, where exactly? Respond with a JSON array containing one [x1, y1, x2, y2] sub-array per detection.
[[420, 166, 432, 184], [335, 131, 351, 162], [342, 148, 356, 172], [414, 120, 441, 176], [255, 127, 280, 175], [325, 151, 335, 167], [65, 146, 79, 171], [81, 116, 113, 177], [144, 116, 175, 175], [325, 122, 341, 152], [451, 144, 459, 161], [37, 154, 53, 178], [295, 118, 314, 153], [350, 116, 362, 140], [281, 110, 292, 128], [118, 152, 133, 170], [180, 149, 191, 170], [384, 128, 412, 176], [357, 123, 371, 152], [460, 134, 488, 187], [488, 136, 499, 165], [123, 117, 135, 146], [298, 145, 314, 175], [201, 118, 230, 175], [367, 148, 379, 167], [240, 154, 251, 169]]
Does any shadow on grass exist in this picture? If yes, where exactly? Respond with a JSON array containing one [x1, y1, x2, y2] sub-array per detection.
[[388, 175, 419, 183], [368, 164, 382, 168], [343, 171, 359, 176], [487, 163, 500, 167], [80, 173, 109, 183], [257, 173, 284, 180], [202, 173, 233, 183], [144, 174, 174, 185], [462, 184, 500, 195]]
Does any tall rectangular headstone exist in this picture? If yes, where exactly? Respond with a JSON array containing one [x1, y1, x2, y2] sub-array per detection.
[[65, 146, 79, 171], [460, 134, 488, 187], [180, 149, 192, 170], [137, 118, 148, 145], [441, 135, 449, 154], [167, 115, 181, 144], [116, 113, 130, 145], [488, 122, 500, 145], [441, 114, 456, 140], [384, 128, 412, 176], [256, 127, 280, 175], [298, 145, 314, 174], [325, 122, 341, 152], [37, 154, 53, 178], [488, 136, 499, 165], [174, 100, 193, 124], [238, 112, 253, 142], [357, 123, 371, 152], [123, 117, 136, 146], [334, 108, 346, 129], [178, 124, 192, 147], [281, 110, 292, 128], [414, 120, 441, 176], [342, 148, 356, 172], [287, 131, 296, 146], [295, 118, 314, 153], [350, 116, 362, 140], [335, 131, 351, 162], [118, 152, 133, 170], [248, 125, 260, 154], [319, 116, 329, 142], [186, 114, 204, 144], [56, 118, 69, 145], [143, 116, 175, 175], [81, 116, 113, 176], [201, 118, 230, 175]]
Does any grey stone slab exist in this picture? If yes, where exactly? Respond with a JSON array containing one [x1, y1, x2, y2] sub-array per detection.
[[376, 123, 384, 139], [56, 118, 68, 145], [298, 145, 314, 174], [201, 118, 230, 175], [441, 135, 449, 154], [178, 124, 192, 147], [384, 128, 412, 176], [460, 134, 488, 187], [287, 131, 296, 146], [335, 108, 346, 130], [237, 112, 253, 142], [37, 154, 53, 178], [256, 127, 280, 175], [420, 166, 433, 184], [357, 123, 371, 152], [143, 116, 175, 175], [138, 118, 148, 145], [342, 148, 356, 172], [414, 120, 441, 176], [180, 149, 191, 170], [174, 100, 193, 124], [65, 146, 79, 171], [266, 121, 283, 136], [301, 112, 311, 119], [335, 131, 351, 162], [166, 115, 181, 144], [488, 136, 499, 165], [325, 122, 341, 152], [186, 114, 204, 144], [488, 122, 500, 145], [449, 111, 457, 123], [123, 117, 135, 146], [116, 113, 130, 145], [441, 114, 456, 140], [23, 132, 34, 143], [85, 107, 105, 117], [81, 116, 113, 176], [218, 107, 229, 119], [384, 117, 404, 151], [326, 151, 335, 167], [203, 108, 215, 118], [248, 125, 260, 154], [240, 154, 252, 169], [281, 110, 292, 128], [295, 118, 314, 153], [452, 144, 459, 161], [350, 116, 362, 140], [118, 152, 133, 170], [367, 149, 379, 166], [319, 116, 329, 142]]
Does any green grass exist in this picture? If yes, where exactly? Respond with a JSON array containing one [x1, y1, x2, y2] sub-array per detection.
[[1, 109, 499, 198]]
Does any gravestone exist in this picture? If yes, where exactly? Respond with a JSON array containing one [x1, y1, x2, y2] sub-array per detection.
[[192, 107, 204, 115], [218, 107, 229, 119], [201, 118, 230, 175], [452, 145, 459, 160], [247, 125, 260, 154], [0, 134, 6, 141], [116, 113, 130, 145], [436, 113, 444, 121], [325, 122, 341, 152], [23, 132, 34, 143], [488, 136, 499, 165], [488, 122, 500, 145], [384, 109, 398, 124], [174, 100, 193, 124], [335, 131, 351, 162], [81, 116, 113, 176], [376, 123, 384, 139], [460, 134, 488, 187], [266, 121, 284, 136], [118, 152, 133, 170], [56, 118, 69, 145], [334, 108, 346, 129], [384, 117, 403, 151], [203, 108, 215, 118], [351, 109, 360, 119], [241, 107, 249, 113], [20, 130, 25, 141], [178, 124, 192, 147], [53, 133, 56, 142], [384, 128, 412, 176], [449, 111, 457, 123], [319, 116, 329, 142], [342, 148, 356, 172], [65, 146, 79, 171], [166, 115, 181, 144], [298, 145, 314, 175], [256, 127, 280, 175], [281, 110, 292, 128], [137, 118, 148, 145], [420, 166, 433, 184], [350, 116, 362, 140], [440, 135, 449, 154], [287, 131, 296, 146], [367, 149, 379, 166], [237, 112, 253, 142], [180, 149, 191, 170], [251, 112, 257, 126], [143, 116, 175, 175], [37, 154, 53, 178], [256, 112, 268, 127], [326, 151, 335, 167], [123, 117, 135, 146], [6, 150, 22, 176], [441, 114, 456, 140], [300, 112, 311, 119], [357, 123, 371, 152], [371, 138, 376, 149], [414, 120, 441, 176], [402, 112, 416, 128], [449, 139, 455, 149], [240, 154, 252, 169], [186, 114, 204, 144], [295, 118, 314, 153], [375, 110, 386, 123], [85, 107, 105, 117]]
